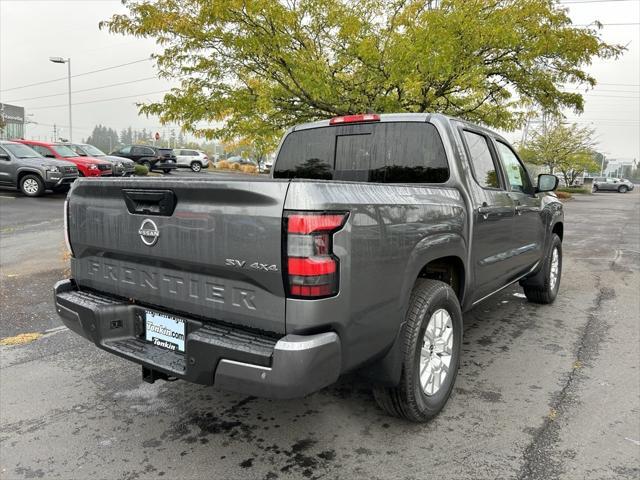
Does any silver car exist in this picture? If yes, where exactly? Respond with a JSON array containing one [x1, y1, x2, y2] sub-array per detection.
[[67, 143, 135, 176], [593, 177, 635, 193], [174, 149, 210, 172]]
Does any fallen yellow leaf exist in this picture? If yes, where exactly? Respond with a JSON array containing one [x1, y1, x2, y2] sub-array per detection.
[[0, 332, 42, 346]]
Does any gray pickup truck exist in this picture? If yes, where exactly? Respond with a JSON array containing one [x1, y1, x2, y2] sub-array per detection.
[[54, 113, 563, 421], [0, 140, 78, 196]]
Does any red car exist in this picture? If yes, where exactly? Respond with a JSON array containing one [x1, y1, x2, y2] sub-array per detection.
[[14, 140, 112, 177]]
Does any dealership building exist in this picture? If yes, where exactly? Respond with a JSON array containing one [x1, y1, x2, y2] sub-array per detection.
[[0, 103, 25, 140]]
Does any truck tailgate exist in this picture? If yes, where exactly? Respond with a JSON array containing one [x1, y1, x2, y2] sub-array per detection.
[[68, 177, 289, 334]]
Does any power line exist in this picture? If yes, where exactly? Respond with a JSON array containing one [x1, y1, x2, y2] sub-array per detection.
[[27, 90, 170, 110], [595, 82, 640, 87], [5, 77, 159, 103], [560, 0, 640, 4], [0, 58, 152, 93], [574, 22, 640, 26]]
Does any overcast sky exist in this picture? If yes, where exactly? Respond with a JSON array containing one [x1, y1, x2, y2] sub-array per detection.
[[0, 0, 638, 160]]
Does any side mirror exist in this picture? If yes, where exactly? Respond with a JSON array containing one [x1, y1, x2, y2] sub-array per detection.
[[536, 174, 558, 193], [0, 153, 10, 161]]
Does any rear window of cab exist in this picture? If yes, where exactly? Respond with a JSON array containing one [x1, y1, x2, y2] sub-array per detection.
[[274, 122, 449, 183]]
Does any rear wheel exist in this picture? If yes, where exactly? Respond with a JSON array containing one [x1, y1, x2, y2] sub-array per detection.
[[142, 161, 151, 170], [19, 174, 45, 197], [190, 161, 202, 172], [521, 233, 562, 304], [373, 279, 462, 422], [163, 169, 172, 174], [618, 185, 628, 193]]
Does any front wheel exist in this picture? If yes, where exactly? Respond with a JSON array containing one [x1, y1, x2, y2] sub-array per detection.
[[592, 184, 598, 192], [19, 174, 45, 197], [163, 169, 172, 174], [618, 185, 628, 193], [373, 279, 462, 422], [190, 161, 202, 172], [521, 233, 562, 304]]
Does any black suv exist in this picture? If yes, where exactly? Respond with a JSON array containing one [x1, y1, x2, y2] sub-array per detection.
[[110, 145, 178, 173]]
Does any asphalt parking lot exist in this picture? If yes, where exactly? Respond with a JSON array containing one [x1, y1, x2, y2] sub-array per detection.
[[1, 187, 638, 480]]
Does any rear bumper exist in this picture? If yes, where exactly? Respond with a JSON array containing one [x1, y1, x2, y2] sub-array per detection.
[[53, 279, 341, 398], [153, 161, 178, 170]]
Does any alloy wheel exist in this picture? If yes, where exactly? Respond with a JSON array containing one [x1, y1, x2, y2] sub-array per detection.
[[420, 308, 454, 396], [22, 178, 40, 195], [549, 246, 559, 292]]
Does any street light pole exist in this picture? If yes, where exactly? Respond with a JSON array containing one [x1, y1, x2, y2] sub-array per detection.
[[49, 57, 72, 142]]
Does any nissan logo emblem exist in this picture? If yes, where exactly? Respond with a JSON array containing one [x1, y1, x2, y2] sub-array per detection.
[[138, 219, 159, 246]]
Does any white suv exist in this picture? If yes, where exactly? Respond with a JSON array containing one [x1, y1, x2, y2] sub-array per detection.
[[174, 149, 210, 172]]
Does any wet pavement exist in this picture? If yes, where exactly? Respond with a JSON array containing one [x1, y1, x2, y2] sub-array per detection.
[[1, 188, 638, 479]]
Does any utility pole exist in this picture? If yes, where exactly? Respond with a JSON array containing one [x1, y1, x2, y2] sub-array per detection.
[[53, 124, 57, 142]]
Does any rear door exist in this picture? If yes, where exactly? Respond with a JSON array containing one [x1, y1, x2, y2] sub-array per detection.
[[68, 178, 290, 333], [460, 129, 517, 302], [175, 149, 188, 165]]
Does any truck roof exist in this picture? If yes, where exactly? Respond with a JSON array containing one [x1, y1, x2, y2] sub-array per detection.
[[290, 112, 509, 144]]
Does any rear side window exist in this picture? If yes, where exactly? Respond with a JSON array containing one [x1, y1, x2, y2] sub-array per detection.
[[274, 122, 449, 183], [463, 131, 500, 189]]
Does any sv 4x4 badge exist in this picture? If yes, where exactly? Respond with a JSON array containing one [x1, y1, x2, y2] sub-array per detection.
[[225, 258, 279, 272]]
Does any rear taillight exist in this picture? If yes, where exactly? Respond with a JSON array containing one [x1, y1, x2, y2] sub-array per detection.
[[329, 114, 380, 125], [284, 212, 348, 299]]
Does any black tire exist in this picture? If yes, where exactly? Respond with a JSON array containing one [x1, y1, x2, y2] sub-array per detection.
[[592, 184, 598, 192], [52, 184, 70, 193], [19, 174, 45, 197], [142, 161, 151, 170], [163, 169, 172, 174], [618, 185, 628, 193], [373, 279, 463, 422], [521, 233, 562, 304], [190, 161, 202, 172]]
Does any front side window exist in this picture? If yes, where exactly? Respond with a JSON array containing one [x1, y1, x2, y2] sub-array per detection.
[[495, 141, 532, 193], [31, 145, 53, 157], [274, 122, 449, 183], [119, 146, 132, 155], [463, 130, 500, 189]]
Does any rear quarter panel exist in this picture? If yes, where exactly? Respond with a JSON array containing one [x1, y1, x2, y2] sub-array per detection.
[[284, 181, 467, 372]]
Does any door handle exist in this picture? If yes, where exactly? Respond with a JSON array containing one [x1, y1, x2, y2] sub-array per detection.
[[477, 205, 499, 220]]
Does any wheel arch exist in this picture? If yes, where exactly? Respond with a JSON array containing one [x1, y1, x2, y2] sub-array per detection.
[[359, 234, 467, 387], [552, 221, 563, 241], [16, 168, 44, 187]]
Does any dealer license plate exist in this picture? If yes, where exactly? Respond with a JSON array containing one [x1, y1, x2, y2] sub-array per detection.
[[145, 310, 186, 353]]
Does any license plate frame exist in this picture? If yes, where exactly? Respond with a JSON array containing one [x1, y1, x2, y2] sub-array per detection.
[[144, 310, 186, 353]]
